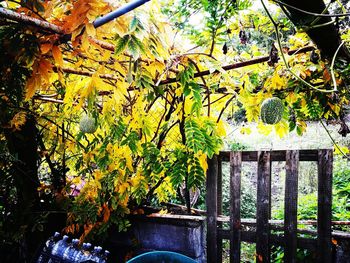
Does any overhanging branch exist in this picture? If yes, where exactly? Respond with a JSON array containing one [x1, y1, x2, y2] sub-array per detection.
[[0, 7, 64, 34]]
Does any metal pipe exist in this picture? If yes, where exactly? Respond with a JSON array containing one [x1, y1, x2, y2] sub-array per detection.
[[93, 0, 151, 28]]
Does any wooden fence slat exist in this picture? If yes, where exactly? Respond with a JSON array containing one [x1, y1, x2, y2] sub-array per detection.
[[206, 155, 218, 262], [317, 149, 333, 263], [230, 152, 242, 263], [217, 155, 223, 263], [284, 150, 299, 263], [256, 151, 271, 263]]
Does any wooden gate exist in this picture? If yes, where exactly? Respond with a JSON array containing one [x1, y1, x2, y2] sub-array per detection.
[[206, 150, 333, 263]]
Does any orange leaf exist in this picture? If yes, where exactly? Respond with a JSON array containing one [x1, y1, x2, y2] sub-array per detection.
[[102, 204, 110, 223], [38, 58, 53, 82], [52, 45, 63, 67], [25, 70, 40, 100], [40, 43, 52, 54], [323, 68, 331, 83], [332, 238, 338, 245]]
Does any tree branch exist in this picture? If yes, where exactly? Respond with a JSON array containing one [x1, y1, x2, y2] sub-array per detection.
[[0, 7, 64, 34]]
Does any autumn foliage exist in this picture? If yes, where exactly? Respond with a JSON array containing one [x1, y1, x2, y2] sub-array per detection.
[[0, 0, 349, 243]]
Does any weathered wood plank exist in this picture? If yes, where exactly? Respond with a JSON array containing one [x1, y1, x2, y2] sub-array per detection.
[[317, 149, 333, 263], [284, 150, 299, 263], [216, 217, 350, 226], [217, 155, 223, 263], [256, 151, 271, 263], [219, 150, 319, 162], [206, 155, 218, 262], [230, 152, 242, 263]]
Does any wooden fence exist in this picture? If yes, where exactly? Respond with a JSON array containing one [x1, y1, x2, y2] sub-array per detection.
[[206, 149, 333, 263]]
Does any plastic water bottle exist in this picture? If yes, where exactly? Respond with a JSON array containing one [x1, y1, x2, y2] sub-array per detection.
[[99, 250, 110, 263], [37, 232, 60, 263], [76, 242, 92, 262], [51, 235, 69, 259], [89, 246, 103, 262], [63, 238, 80, 262]]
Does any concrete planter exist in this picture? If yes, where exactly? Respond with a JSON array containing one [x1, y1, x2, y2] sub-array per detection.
[[108, 214, 206, 262]]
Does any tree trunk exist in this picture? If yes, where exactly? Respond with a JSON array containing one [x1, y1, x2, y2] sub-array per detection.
[[4, 115, 41, 260], [281, 0, 350, 60], [4, 116, 39, 206]]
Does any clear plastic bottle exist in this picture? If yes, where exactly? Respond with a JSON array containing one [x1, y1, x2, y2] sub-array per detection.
[[89, 246, 103, 262], [99, 249, 110, 263], [37, 232, 60, 263], [63, 238, 80, 262], [76, 242, 92, 262], [51, 235, 69, 259]]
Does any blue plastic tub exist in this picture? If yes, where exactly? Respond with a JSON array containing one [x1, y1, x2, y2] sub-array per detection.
[[126, 251, 197, 263]]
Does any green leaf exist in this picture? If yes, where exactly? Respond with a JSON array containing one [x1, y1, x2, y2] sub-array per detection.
[[187, 154, 205, 189], [115, 35, 130, 55], [129, 16, 139, 32], [131, 35, 146, 54], [185, 119, 205, 153], [169, 149, 187, 188], [127, 37, 140, 59]]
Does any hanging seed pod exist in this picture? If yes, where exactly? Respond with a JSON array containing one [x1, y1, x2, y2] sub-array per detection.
[[260, 97, 284, 124], [79, 114, 97, 134]]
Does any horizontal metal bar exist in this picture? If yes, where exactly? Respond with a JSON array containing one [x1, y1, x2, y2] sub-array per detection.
[[93, 0, 150, 28]]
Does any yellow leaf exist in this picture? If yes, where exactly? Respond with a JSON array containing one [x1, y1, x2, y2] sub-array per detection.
[[158, 209, 168, 215], [285, 92, 298, 105], [197, 152, 208, 173], [240, 126, 251, 135], [118, 182, 129, 195], [257, 121, 273, 136], [85, 23, 96, 37], [334, 145, 349, 155], [270, 72, 287, 90], [9, 111, 27, 130], [216, 120, 227, 137], [275, 120, 289, 138]]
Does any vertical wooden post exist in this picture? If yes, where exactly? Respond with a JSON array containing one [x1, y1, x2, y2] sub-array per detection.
[[284, 150, 299, 263], [256, 151, 271, 263], [217, 155, 223, 263], [230, 152, 242, 263], [207, 155, 218, 262], [317, 149, 333, 263]]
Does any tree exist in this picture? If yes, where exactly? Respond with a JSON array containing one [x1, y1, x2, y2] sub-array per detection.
[[0, 0, 349, 260]]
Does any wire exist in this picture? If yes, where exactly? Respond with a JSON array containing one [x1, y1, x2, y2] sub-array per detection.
[[273, 0, 350, 18]]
